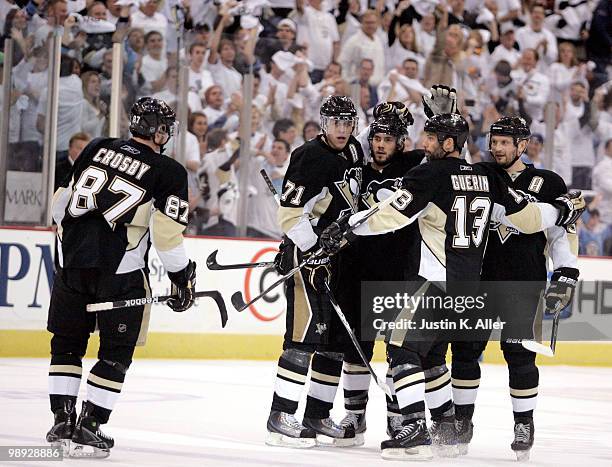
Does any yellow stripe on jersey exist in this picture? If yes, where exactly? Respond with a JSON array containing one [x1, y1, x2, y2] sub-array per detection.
[[151, 210, 185, 251]]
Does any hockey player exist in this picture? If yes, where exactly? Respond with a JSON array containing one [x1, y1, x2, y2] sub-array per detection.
[[267, 95, 364, 447], [46, 97, 196, 458], [450, 116, 580, 460], [338, 112, 424, 444], [319, 113, 585, 460]]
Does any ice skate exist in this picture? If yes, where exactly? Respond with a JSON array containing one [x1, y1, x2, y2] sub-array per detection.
[[69, 401, 114, 458], [303, 416, 356, 447], [511, 418, 534, 461], [266, 411, 316, 448], [455, 417, 474, 455], [339, 412, 366, 446], [46, 398, 76, 456], [429, 415, 459, 457], [386, 415, 404, 438], [380, 419, 433, 461]]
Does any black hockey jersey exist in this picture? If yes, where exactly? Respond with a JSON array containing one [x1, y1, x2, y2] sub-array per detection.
[[350, 157, 561, 282], [53, 137, 190, 274], [278, 134, 365, 251], [358, 150, 425, 280], [481, 163, 578, 281]]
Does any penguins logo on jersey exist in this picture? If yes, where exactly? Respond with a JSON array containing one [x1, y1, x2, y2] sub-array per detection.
[[362, 177, 403, 209], [335, 167, 362, 215], [491, 189, 538, 243]]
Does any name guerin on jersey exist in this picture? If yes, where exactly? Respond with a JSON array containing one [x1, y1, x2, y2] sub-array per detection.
[[451, 174, 490, 192], [92, 148, 151, 180]]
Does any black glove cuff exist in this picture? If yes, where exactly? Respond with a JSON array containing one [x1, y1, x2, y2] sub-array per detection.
[[168, 260, 195, 287], [550, 267, 579, 285]]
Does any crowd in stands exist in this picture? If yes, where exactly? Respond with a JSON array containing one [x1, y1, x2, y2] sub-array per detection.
[[0, 0, 610, 254]]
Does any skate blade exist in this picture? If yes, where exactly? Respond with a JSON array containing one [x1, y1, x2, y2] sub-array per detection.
[[49, 439, 71, 457], [265, 431, 316, 449], [69, 442, 110, 459], [381, 445, 434, 461], [353, 433, 365, 446], [432, 444, 459, 458], [457, 443, 469, 456], [315, 434, 358, 447], [514, 449, 531, 462]]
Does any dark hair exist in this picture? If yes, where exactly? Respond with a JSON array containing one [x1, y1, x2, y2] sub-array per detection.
[[402, 58, 418, 67], [302, 120, 321, 139], [327, 61, 342, 73], [272, 119, 295, 139], [207, 128, 227, 151], [144, 30, 163, 43], [188, 111, 208, 134], [59, 55, 76, 77], [189, 41, 207, 54], [273, 138, 290, 153], [3, 9, 20, 37]]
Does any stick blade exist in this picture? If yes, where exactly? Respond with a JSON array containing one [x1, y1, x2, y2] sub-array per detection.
[[231, 292, 247, 312], [206, 250, 220, 270], [522, 340, 554, 357]]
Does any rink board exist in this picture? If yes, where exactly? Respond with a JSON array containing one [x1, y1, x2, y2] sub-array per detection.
[[1, 226, 611, 365]]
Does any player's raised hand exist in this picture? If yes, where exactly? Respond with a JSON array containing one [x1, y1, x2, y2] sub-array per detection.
[[422, 85, 458, 118], [552, 190, 586, 227]]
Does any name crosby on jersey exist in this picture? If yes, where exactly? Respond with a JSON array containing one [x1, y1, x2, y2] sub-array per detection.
[[451, 174, 490, 192], [92, 147, 151, 180]]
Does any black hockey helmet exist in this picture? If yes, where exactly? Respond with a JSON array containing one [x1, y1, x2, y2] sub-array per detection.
[[423, 113, 469, 152], [368, 113, 408, 153], [489, 116, 531, 146], [129, 97, 176, 140], [373, 101, 414, 127], [320, 95, 358, 135]]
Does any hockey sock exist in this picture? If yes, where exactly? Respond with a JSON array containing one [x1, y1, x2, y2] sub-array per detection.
[[342, 362, 371, 415], [505, 350, 538, 420], [385, 365, 401, 417], [451, 354, 482, 420], [271, 348, 311, 414], [86, 360, 128, 424], [304, 352, 343, 419], [388, 345, 426, 421], [424, 364, 453, 419], [49, 354, 82, 413]]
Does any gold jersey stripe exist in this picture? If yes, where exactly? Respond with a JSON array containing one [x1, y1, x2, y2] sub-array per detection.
[[277, 366, 308, 384], [49, 365, 82, 376], [395, 371, 425, 391], [87, 374, 124, 391], [425, 371, 451, 390], [510, 387, 539, 397], [311, 370, 341, 384], [451, 378, 481, 388]]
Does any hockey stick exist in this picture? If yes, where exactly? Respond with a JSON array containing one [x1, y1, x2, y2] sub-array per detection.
[[206, 249, 275, 271], [324, 281, 393, 397], [87, 291, 229, 328], [521, 308, 561, 357], [260, 169, 281, 204], [231, 189, 406, 312]]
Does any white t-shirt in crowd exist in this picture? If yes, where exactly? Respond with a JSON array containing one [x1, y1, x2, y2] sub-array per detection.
[[208, 60, 242, 97], [296, 5, 340, 71], [141, 54, 168, 85]]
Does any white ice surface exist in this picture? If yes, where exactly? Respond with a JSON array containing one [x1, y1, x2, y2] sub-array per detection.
[[1, 359, 611, 467]]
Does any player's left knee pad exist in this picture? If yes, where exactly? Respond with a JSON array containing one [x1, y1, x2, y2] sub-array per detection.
[[50, 334, 88, 358], [503, 349, 538, 383], [97, 343, 135, 371]]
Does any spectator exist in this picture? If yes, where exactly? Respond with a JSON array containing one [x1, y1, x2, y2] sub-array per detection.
[[294, 0, 340, 83], [54, 132, 90, 190], [153, 66, 202, 113], [130, 0, 168, 47], [202, 84, 240, 131], [490, 23, 521, 70], [511, 48, 550, 126], [123, 28, 145, 76], [36, 55, 84, 160], [377, 58, 427, 104], [585, 0, 611, 88], [578, 209, 612, 256], [2, 8, 30, 65], [200, 182, 239, 237], [0, 0, 17, 33], [255, 18, 298, 65], [187, 41, 214, 99], [272, 118, 298, 150], [80, 71, 107, 138], [302, 120, 320, 142], [208, 12, 242, 96], [515, 4, 557, 67], [139, 31, 167, 94], [565, 81, 596, 189], [351, 58, 379, 109], [339, 10, 386, 85], [522, 133, 544, 168], [386, 23, 425, 74], [414, 13, 437, 58], [81, 1, 117, 70], [33, 0, 69, 49], [592, 139, 612, 224], [548, 42, 587, 101], [189, 111, 209, 158]]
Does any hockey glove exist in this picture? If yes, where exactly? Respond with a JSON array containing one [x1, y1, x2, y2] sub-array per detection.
[[301, 251, 332, 293], [551, 190, 586, 227], [274, 239, 293, 275], [320, 213, 356, 256], [373, 101, 414, 127], [166, 260, 197, 312], [422, 85, 458, 118], [544, 267, 579, 314]]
